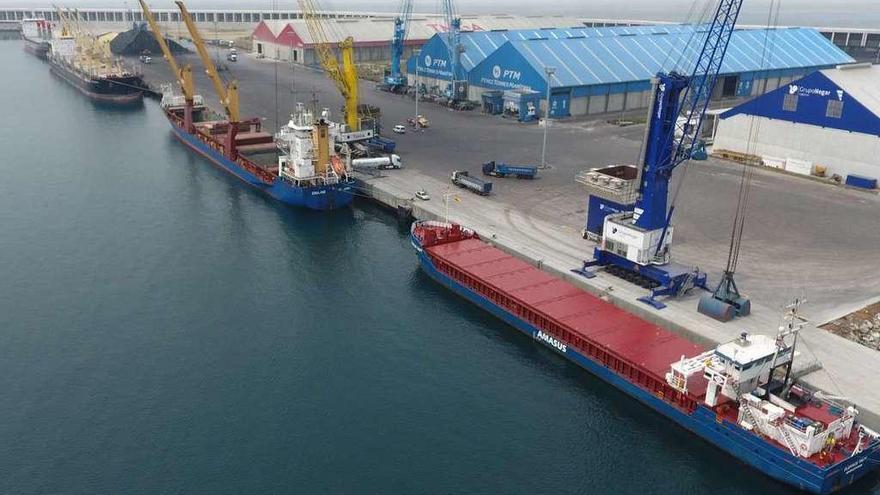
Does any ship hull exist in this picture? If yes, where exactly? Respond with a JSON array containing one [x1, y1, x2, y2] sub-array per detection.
[[411, 230, 880, 494], [170, 123, 354, 211], [22, 37, 49, 59], [48, 59, 143, 105]]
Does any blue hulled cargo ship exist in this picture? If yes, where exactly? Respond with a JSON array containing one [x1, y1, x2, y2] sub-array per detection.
[[140, 0, 353, 212], [411, 221, 880, 494], [161, 92, 354, 211]]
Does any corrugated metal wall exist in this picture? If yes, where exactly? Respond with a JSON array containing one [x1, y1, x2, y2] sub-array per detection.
[[714, 115, 880, 180]]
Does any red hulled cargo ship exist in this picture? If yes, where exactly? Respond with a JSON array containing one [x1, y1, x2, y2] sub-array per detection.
[[411, 221, 880, 494]]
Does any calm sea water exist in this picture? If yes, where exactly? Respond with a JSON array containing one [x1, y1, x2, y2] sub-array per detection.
[[0, 43, 877, 494]]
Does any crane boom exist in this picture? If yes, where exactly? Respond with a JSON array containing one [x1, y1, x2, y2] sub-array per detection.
[[137, 0, 194, 102], [637, 0, 744, 232], [175, 0, 239, 121], [299, 0, 360, 131], [52, 5, 71, 38], [442, 0, 462, 101]]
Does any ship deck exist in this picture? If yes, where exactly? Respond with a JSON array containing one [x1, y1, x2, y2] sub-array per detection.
[[424, 235, 707, 403]]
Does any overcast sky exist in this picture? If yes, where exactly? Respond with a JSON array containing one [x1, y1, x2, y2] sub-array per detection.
[[3, 0, 876, 28]]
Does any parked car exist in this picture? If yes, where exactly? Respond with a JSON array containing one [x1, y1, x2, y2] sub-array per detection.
[[139, 55, 152, 64], [393, 124, 406, 134], [415, 189, 430, 201]]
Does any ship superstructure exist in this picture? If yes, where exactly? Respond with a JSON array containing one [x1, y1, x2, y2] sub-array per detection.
[[666, 307, 873, 462], [411, 220, 880, 494], [20, 17, 52, 59], [275, 104, 350, 190]]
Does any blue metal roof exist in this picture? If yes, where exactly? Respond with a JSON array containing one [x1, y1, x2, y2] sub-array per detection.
[[499, 27, 854, 89], [455, 24, 696, 72], [407, 24, 701, 76]]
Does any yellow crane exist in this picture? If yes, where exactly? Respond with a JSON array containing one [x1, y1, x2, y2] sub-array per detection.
[[72, 8, 119, 73], [298, 0, 360, 131], [137, 1, 194, 99], [175, 1, 239, 122], [52, 5, 72, 38]]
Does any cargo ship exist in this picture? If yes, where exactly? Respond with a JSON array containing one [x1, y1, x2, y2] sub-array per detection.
[[411, 221, 880, 494], [21, 18, 51, 59], [46, 22, 144, 105], [139, 0, 353, 211], [160, 90, 354, 210]]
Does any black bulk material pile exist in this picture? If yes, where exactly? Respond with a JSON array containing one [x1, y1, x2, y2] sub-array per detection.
[[110, 22, 189, 56]]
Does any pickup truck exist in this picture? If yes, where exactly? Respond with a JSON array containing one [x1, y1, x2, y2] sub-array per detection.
[[451, 170, 492, 196], [481, 161, 538, 179]]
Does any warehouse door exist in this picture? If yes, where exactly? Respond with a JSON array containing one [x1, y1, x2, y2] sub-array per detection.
[[721, 75, 739, 98], [549, 90, 570, 118]]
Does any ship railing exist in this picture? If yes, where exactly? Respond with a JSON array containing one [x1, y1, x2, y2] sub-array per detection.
[[419, 220, 455, 229]]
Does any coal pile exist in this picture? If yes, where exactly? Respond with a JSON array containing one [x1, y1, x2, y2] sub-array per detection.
[[110, 22, 189, 56]]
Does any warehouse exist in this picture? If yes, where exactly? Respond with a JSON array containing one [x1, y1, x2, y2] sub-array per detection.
[[250, 15, 584, 65], [405, 25, 694, 97], [462, 26, 853, 117], [713, 63, 880, 185]]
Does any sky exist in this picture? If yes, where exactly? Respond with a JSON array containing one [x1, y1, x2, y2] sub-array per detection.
[[2, 0, 877, 28]]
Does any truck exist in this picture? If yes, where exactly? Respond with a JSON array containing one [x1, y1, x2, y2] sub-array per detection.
[[408, 115, 429, 129], [481, 161, 538, 179], [451, 170, 492, 196], [366, 136, 396, 153], [352, 154, 403, 170]]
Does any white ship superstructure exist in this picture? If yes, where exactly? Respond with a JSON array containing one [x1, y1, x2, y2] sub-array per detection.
[[275, 104, 346, 186]]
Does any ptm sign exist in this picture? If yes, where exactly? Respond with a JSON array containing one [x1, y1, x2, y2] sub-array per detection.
[[492, 65, 521, 81], [423, 54, 447, 69]]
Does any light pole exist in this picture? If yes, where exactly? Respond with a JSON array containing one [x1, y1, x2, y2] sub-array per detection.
[[443, 190, 456, 224], [541, 66, 556, 170], [413, 49, 421, 129]]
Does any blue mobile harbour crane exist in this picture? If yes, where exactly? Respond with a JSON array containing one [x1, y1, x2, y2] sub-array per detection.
[[576, 0, 744, 310], [382, 0, 413, 93], [442, 0, 465, 104]]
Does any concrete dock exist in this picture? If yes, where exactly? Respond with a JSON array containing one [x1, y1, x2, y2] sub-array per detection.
[[136, 51, 880, 429]]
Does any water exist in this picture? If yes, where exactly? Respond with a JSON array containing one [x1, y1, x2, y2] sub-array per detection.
[[0, 43, 877, 494]]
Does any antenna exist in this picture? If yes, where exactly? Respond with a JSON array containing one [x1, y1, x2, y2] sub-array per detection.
[[778, 296, 808, 397]]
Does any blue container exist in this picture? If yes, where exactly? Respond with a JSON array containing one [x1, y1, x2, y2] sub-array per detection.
[[481, 91, 503, 115], [845, 174, 877, 190]]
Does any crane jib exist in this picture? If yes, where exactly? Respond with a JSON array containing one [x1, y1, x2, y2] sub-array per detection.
[[634, 0, 745, 234]]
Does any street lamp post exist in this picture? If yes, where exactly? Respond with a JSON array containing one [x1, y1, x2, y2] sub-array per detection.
[[443, 190, 455, 224], [414, 49, 421, 129], [541, 66, 556, 170]]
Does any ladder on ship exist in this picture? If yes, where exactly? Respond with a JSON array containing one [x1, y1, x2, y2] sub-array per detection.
[[735, 380, 799, 457], [777, 419, 799, 456]]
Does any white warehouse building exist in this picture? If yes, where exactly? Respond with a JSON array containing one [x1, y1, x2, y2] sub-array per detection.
[[713, 63, 880, 185]]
